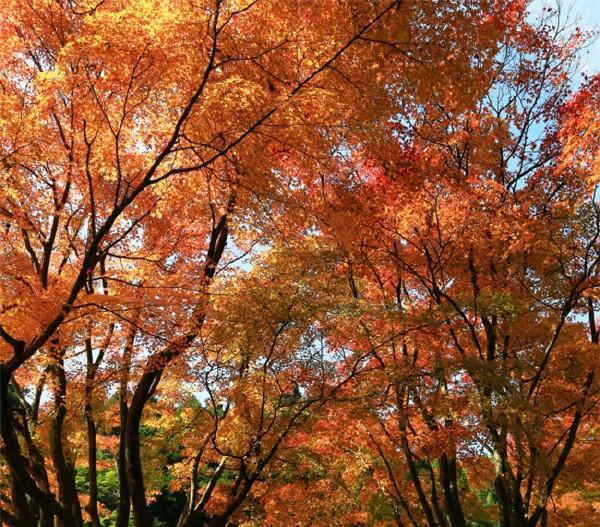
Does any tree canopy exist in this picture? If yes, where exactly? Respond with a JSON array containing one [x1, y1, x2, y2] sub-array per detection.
[[0, 1, 599, 526]]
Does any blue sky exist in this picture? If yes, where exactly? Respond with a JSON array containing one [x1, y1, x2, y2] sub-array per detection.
[[533, 0, 600, 74], [567, 0, 599, 73]]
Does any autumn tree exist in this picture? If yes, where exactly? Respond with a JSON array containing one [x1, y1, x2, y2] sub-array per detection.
[[1, 1, 598, 527], [280, 5, 600, 527]]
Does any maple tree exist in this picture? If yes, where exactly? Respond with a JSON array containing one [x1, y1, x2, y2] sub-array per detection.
[[274, 5, 600, 527], [1, 0, 599, 526]]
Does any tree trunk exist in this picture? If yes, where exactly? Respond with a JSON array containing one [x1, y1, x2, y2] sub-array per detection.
[[439, 454, 466, 527], [84, 335, 102, 527], [125, 370, 159, 526], [116, 325, 135, 527], [49, 351, 84, 527], [0, 367, 68, 525]]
